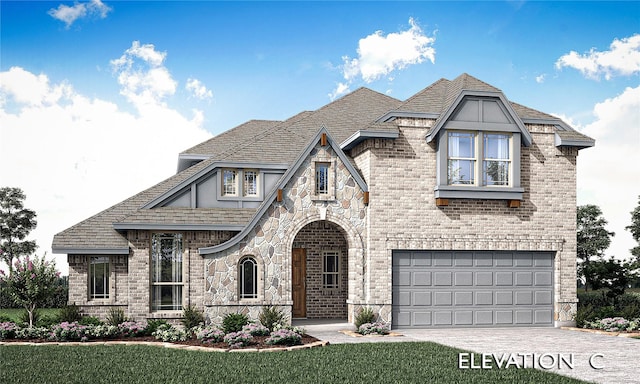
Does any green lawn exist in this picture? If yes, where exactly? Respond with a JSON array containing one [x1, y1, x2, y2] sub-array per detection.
[[0, 308, 59, 322], [0, 342, 587, 384]]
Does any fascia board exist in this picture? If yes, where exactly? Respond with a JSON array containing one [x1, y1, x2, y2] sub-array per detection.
[[113, 223, 245, 231], [340, 129, 399, 150], [51, 247, 129, 255]]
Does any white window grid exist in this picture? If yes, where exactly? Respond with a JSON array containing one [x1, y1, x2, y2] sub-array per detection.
[[151, 233, 183, 311], [322, 251, 340, 289], [90, 256, 109, 299]]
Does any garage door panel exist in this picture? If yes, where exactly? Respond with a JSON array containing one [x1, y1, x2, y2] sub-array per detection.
[[393, 251, 554, 328]]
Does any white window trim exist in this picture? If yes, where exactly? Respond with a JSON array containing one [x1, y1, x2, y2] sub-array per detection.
[[89, 256, 110, 300], [218, 169, 263, 201], [312, 160, 335, 200], [239, 256, 258, 300], [221, 169, 239, 197], [243, 169, 260, 197]]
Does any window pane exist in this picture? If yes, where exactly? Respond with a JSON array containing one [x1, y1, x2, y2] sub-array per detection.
[[152, 285, 183, 311], [448, 159, 475, 185], [223, 170, 237, 195], [484, 134, 510, 160], [243, 171, 258, 196], [90, 256, 109, 299], [483, 161, 510, 186], [240, 258, 257, 298], [448, 132, 475, 158], [315, 163, 329, 194]]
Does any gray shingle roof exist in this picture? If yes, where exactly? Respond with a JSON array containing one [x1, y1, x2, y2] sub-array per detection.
[[52, 74, 593, 253]]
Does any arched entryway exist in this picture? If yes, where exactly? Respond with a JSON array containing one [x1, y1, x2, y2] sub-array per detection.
[[291, 221, 349, 319]]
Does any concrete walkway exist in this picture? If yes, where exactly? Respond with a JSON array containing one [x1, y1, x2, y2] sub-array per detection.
[[295, 320, 639, 384]]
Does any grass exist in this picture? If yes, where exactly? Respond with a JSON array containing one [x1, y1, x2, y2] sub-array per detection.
[[0, 342, 587, 384], [0, 308, 60, 322]]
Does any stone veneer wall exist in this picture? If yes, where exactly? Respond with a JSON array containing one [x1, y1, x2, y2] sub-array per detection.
[[351, 119, 579, 326], [204, 143, 368, 325], [293, 221, 348, 319]]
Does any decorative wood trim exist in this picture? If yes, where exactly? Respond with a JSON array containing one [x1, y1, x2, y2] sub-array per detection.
[[435, 198, 449, 207], [320, 133, 327, 146], [277, 189, 283, 202], [363, 191, 369, 205], [508, 199, 521, 208]]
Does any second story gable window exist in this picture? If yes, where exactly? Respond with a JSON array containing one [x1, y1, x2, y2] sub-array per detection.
[[483, 133, 510, 186], [243, 170, 258, 197], [448, 132, 476, 185], [315, 162, 329, 194], [222, 169, 238, 196], [446, 131, 512, 188]]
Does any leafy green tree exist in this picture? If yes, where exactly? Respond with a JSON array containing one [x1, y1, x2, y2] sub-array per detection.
[[626, 195, 640, 263], [0, 254, 60, 327], [587, 256, 636, 305], [0, 187, 37, 275], [577, 205, 615, 290]]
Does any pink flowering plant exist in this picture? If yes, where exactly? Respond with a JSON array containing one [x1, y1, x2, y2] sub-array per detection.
[[265, 329, 302, 346], [118, 321, 147, 337], [0, 322, 18, 339], [50, 322, 90, 341], [195, 325, 225, 344], [223, 331, 254, 348], [0, 254, 61, 327], [242, 322, 270, 336], [585, 317, 640, 332]]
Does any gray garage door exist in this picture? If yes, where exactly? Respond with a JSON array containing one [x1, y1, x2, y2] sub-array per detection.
[[392, 251, 554, 328]]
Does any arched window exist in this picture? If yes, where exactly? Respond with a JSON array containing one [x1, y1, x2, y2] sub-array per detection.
[[239, 257, 257, 299]]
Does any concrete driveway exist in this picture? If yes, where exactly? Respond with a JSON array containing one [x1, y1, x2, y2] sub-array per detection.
[[299, 321, 639, 384]]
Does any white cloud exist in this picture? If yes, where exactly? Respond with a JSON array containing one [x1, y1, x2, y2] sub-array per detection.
[[48, 0, 111, 29], [110, 41, 177, 108], [576, 85, 640, 260], [535, 74, 546, 84], [330, 18, 436, 100], [186, 78, 213, 100], [0, 66, 211, 274], [328, 82, 351, 101], [556, 34, 640, 80]]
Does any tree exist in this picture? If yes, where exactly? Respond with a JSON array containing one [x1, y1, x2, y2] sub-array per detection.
[[577, 205, 615, 290], [626, 195, 640, 262], [0, 187, 37, 275], [0, 254, 60, 327]]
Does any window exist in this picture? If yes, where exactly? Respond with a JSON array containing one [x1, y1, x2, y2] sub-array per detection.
[[90, 256, 109, 299], [448, 132, 476, 185], [315, 162, 329, 194], [243, 170, 258, 197], [239, 257, 257, 299], [447, 131, 511, 187], [322, 251, 340, 289], [483, 133, 510, 186], [151, 233, 183, 311], [222, 169, 238, 196]]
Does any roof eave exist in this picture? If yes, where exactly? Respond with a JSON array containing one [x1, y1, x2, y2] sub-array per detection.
[[113, 223, 246, 231], [340, 129, 399, 150], [554, 133, 595, 149], [51, 247, 130, 255]]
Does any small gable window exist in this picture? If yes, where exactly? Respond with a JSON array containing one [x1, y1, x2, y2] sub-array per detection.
[[447, 132, 476, 185], [315, 162, 330, 195], [483, 133, 510, 186], [239, 256, 257, 299], [222, 169, 238, 196]]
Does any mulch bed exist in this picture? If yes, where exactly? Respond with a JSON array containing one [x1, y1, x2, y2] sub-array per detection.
[[1, 334, 323, 351]]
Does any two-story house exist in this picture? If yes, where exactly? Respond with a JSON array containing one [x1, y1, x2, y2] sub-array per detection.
[[53, 73, 594, 328]]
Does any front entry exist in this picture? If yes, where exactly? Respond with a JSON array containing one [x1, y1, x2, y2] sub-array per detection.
[[292, 248, 307, 318]]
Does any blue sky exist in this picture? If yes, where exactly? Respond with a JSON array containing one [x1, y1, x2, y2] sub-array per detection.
[[1, 1, 639, 274]]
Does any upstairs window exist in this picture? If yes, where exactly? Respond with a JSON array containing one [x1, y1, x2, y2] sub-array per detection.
[[222, 169, 238, 196], [446, 131, 512, 187], [243, 170, 258, 197], [315, 162, 330, 194], [239, 257, 257, 299], [89, 256, 109, 299]]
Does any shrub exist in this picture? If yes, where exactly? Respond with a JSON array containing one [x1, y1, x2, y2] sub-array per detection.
[[118, 321, 147, 337], [195, 325, 225, 344], [0, 315, 13, 323], [242, 322, 270, 336], [0, 322, 18, 339], [258, 305, 285, 331], [222, 312, 249, 333], [358, 321, 390, 335], [223, 331, 254, 348], [50, 322, 90, 341], [585, 317, 640, 332], [144, 319, 168, 336], [354, 307, 376, 329], [266, 329, 302, 346], [106, 307, 127, 326], [57, 304, 82, 323], [14, 326, 49, 340], [273, 323, 305, 335], [152, 324, 188, 342], [86, 324, 119, 339], [181, 304, 205, 330], [79, 316, 103, 326]]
